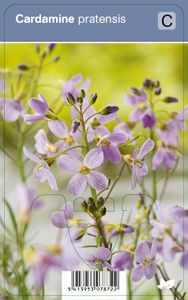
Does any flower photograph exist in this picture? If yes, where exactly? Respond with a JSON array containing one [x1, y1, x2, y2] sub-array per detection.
[[0, 43, 187, 299]]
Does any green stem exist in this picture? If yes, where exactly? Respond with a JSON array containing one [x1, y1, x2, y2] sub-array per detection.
[[127, 271, 132, 300], [17, 129, 26, 182]]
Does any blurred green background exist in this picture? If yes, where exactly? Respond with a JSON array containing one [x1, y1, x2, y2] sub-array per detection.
[[1, 43, 187, 146], [1, 43, 187, 108]]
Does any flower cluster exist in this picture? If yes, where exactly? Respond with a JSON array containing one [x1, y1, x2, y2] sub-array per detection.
[[1, 45, 187, 300]]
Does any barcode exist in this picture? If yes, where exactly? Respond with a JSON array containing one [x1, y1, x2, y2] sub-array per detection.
[[71, 271, 120, 289]]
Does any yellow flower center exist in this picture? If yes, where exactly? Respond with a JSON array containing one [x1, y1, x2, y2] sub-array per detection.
[[80, 165, 90, 174], [123, 154, 144, 168], [123, 154, 134, 166], [47, 244, 62, 255], [101, 138, 111, 147], [46, 143, 59, 153], [64, 135, 75, 146], [138, 103, 147, 110], [24, 247, 38, 264]]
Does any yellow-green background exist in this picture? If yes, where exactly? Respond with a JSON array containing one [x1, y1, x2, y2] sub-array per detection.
[[2, 44, 186, 101], [1, 43, 187, 143]]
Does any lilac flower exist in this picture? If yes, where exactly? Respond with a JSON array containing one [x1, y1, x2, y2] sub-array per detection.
[[131, 240, 157, 282], [114, 121, 134, 141], [157, 123, 179, 147], [98, 132, 128, 164], [23, 146, 58, 191], [57, 148, 108, 197], [30, 243, 80, 289], [51, 201, 88, 241], [111, 252, 133, 270], [171, 106, 188, 131], [15, 183, 42, 211], [34, 129, 60, 156], [24, 94, 55, 123], [150, 201, 184, 262], [124, 88, 147, 107], [157, 106, 188, 147], [62, 74, 91, 101], [152, 146, 176, 170], [125, 88, 156, 129], [124, 138, 154, 189], [0, 99, 24, 122], [84, 247, 111, 269], [48, 120, 80, 156], [51, 201, 74, 228], [142, 110, 156, 129], [106, 223, 134, 238]]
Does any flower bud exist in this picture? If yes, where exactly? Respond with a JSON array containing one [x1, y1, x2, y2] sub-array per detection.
[[99, 106, 119, 115], [163, 97, 178, 103], [67, 93, 75, 105], [88, 204, 95, 214], [41, 50, 47, 59], [72, 120, 80, 133], [81, 201, 88, 212], [100, 207, 107, 217], [77, 97, 83, 105], [131, 87, 142, 96], [35, 44, 40, 53], [17, 64, 30, 71], [122, 224, 134, 233], [88, 197, 95, 207], [89, 92, 97, 104], [53, 56, 60, 62], [79, 89, 86, 99], [143, 78, 154, 90], [48, 43, 56, 52], [155, 87, 161, 95], [74, 229, 86, 241], [97, 197, 104, 208]]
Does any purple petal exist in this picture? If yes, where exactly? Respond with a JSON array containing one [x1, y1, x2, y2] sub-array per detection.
[[29, 96, 48, 114], [131, 265, 144, 282], [168, 205, 185, 221], [150, 240, 157, 257], [138, 138, 154, 160], [135, 163, 148, 181], [87, 170, 108, 191], [0, 100, 23, 122], [135, 241, 150, 263], [51, 211, 68, 228], [129, 109, 146, 122], [84, 148, 104, 169], [162, 236, 175, 262], [68, 173, 87, 197], [180, 248, 188, 269], [99, 112, 117, 124], [24, 114, 45, 123], [142, 111, 156, 129], [111, 252, 133, 270], [43, 168, 58, 191], [34, 129, 49, 154], [153, 201, 166, 223], [61, 201, 74, 219], [57, 155, 81, 172], [108, 133, 127, 144], [48, 120, 68, 138], [34, 167, 58, 191], [132, 164, 137, 190], [144, 262, 157, 279], [23, 146, 41, 163], [103, 145, 122, 164], [95, 247, 111, 261]]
